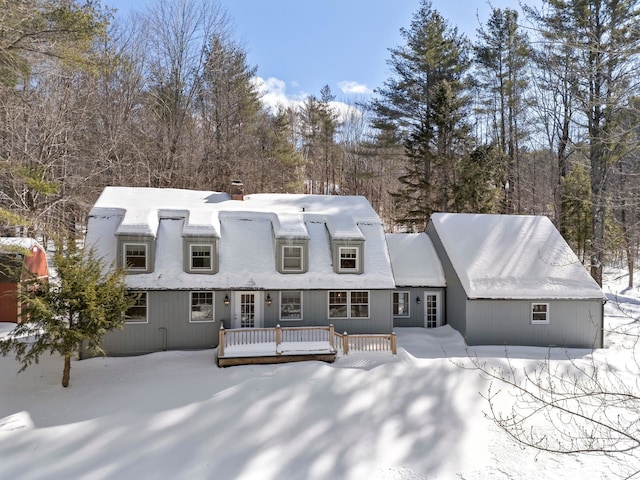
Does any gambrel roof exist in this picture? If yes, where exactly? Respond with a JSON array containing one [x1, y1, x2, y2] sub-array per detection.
[[85, 187, 395, 290], [428, 213, 605, 300]]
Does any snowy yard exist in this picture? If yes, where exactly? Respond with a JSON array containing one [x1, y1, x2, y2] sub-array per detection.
[[0, 272, 638, 480]]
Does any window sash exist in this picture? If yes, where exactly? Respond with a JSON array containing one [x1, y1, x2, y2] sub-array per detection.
[[191, 291, 214, 322], [282, 246, 303, 272], [124, 243, 147, 270], [280, 291, 302, 320], [190, 244, 213, 270], [126, 292, 147, 323], [393, 291, 410, 317]]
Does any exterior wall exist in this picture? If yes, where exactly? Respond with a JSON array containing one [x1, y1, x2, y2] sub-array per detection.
[[426, 223, 468, 336], [392, 287, 446, 328], [0, 284, 18, 322], [262, 289, 393, 334], [99, 290, 219, 356], [465, 299, 603, 348]]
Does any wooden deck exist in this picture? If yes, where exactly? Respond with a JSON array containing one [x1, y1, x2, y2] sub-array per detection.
[[217, 324, 396, 367]]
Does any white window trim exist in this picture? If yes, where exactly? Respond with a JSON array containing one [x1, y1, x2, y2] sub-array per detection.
[[393, 291, 411, 317], [338, 246, 359, 273], [190, 291, 214, 323], [123, 243, 147, 271], [279, 291, 303, 321], [328, 290, 370, 319], [190, 244, 214, 272], [531, 302, 550, 325], [281, 245, 304, 273], [125, 291, 148, 324]]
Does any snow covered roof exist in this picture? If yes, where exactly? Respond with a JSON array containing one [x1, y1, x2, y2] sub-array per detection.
[[429, 213, 605, 300], [86, 187, 395, 290], [0, 237, 43, 253], [386, 233, 446, 287]]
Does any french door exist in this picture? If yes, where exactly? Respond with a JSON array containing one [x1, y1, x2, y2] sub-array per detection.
[[233, 291, 262, 329], [423, 290, 442, 328]]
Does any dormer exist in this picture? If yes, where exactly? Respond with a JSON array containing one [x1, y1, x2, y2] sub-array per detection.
[[117, 235, 156, 274], [331, 239, 365, 274], [272, 212, 309, 274], [182, 209, 221, 275]]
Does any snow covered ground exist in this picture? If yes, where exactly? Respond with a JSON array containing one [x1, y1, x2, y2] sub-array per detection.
[[0, 270, 638, 480]]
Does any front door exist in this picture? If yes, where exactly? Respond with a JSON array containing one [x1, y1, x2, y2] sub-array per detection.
[[233, 291, 262, 328], [423, 290, 442, 328]]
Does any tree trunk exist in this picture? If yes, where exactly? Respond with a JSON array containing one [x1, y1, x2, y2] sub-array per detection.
[[62, 354, 71, 388]]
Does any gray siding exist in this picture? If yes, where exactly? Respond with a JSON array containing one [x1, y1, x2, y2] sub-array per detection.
[[466, 299, 603, 348], [100, 290, 219, 356], [426, 223, 467, 336]]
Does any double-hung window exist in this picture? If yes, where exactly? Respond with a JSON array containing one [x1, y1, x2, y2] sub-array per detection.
[[328, 290, 369, 319], [191, 291, 214, 322], [531, 303, 549, 324], [190, 244, 213, 271], [124, 243, 147, 270], [280, 291, 302, 320], [339, 247, 358, 272], [393, 291, 410, 317], [282, 246, 303, 272], [125, 291, 147, 323]]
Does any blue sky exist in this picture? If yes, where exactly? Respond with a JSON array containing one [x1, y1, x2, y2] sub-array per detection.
[[105, 0, 532, 107]]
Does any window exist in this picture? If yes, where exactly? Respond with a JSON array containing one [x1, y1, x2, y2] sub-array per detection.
[[531, 303, 549, 324], [190, 244, 213, 271], [280, 291, 302, 320], [339, 247, 358, 272], [328, 290, 369, 319], [124, 243, 147, 270], [125, 292, 147, 323], [282, 246, 303, 272], [191, 291, 213, 322], [393, 292, 410, 317]]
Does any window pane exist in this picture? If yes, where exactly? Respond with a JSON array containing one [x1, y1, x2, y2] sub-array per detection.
[[281, 291, 302, 319], [532, 304, 548, 323], [125, 244, 146, 269], [191, 291, 213, 321], [329, 291, 348, 318], [191, 245, 212, 270]]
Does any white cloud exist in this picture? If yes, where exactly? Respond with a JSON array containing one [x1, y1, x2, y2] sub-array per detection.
[[338, 81, 373, 95]]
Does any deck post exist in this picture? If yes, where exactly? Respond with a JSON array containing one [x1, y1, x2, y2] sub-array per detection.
[[218, 325, 225, 357], [276, 324, 282, 353], [391, 332, 397, 355], [329, 324, 335, 348], [343, 331, 349, 355]]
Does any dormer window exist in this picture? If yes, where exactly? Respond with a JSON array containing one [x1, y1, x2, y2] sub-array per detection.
[[190, 244, 213, 271], [183, 238, 218, 274], [332, 240, 364, 274], [124, 243, 147, 270], [118, 236, 155, 274], [282, 245, 303, 272], [275, 239, 308, 274]]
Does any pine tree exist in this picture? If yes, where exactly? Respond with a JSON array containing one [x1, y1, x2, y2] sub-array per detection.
[[0, 240, 133, 387], [370, 0, 471, 229]]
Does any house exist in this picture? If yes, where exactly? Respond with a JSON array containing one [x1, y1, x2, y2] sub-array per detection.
[[0, 237, 49, 323], [426, 212, 605, 349], [85, 186, 396, 356], [386, 233, 446, 328]]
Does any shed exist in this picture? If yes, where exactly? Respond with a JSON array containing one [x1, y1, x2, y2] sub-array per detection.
[[426, 213, 605, 348], [0, 238, 49, 323]]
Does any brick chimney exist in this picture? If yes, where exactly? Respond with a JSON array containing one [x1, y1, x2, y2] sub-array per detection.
[[230, 180, 244, 200]]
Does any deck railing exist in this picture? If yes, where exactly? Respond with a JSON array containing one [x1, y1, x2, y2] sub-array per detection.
[[218, 324, 396, 357]]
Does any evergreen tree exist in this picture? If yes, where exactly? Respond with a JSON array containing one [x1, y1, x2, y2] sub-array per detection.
[[0, 241, 133, 387], [370, 0, 471, 229]]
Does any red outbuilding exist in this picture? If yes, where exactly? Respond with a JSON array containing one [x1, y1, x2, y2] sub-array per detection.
[[0, 238, 49, 323]]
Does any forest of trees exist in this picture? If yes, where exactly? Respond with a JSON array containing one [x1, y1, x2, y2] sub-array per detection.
[[1, 0, 639, 286]]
